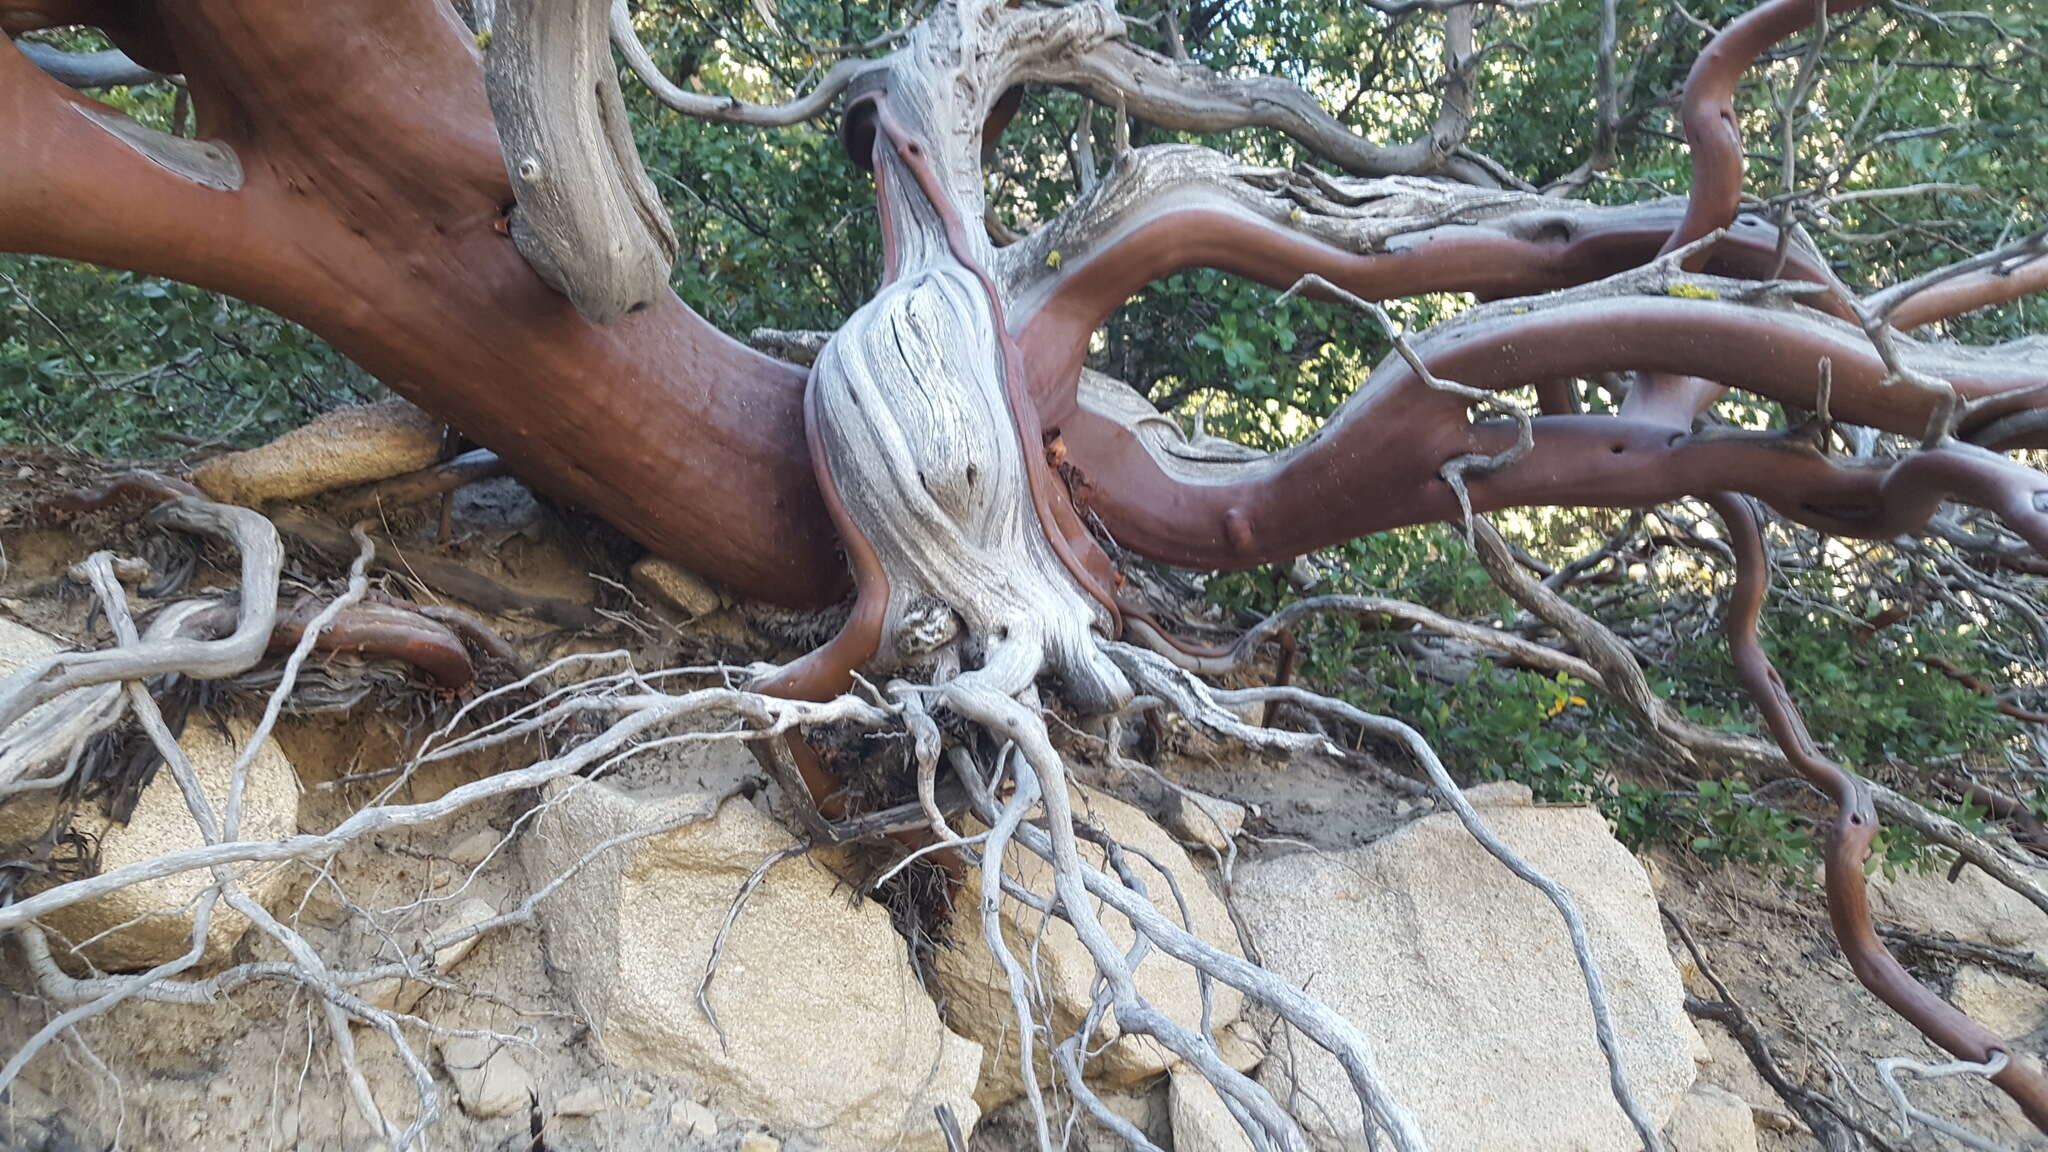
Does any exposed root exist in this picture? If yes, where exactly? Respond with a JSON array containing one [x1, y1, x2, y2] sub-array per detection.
[[1167, 670, 1668, 1151], [1875, 1052, 2016, 1152], [0, 499, 283, 780], [10, 484, 2044, 1151]]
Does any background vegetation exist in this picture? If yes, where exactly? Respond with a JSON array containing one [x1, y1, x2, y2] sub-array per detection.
[[5, 0, 2043, 871]]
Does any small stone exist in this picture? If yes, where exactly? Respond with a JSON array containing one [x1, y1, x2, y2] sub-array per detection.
[[628, 1088, 654, 1110], [189, 398, 443, 505], [1869, 865, 2048, 958], [438, 1037, 535, 1119], [1098, 1089, 1162, 1137], [1168, 789, 1247, 853], [669, 1098, 717, 1139], [738, 1132, 781, 1152], [1664, 1083, 1758, 1152], [1216, 1019, 1265, 1073], [446, 827, 505, 869], [1750, 1106, 1800, 1134], [1462, 779, 1535, 806], [630, 556, 724, 618], [555, 1084, 605, 1117]]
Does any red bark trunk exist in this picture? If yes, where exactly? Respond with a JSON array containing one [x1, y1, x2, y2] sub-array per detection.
[[2, 0, 844, 606]]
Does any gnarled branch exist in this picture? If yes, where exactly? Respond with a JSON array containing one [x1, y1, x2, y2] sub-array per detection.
[[486, 0, 678, 321]]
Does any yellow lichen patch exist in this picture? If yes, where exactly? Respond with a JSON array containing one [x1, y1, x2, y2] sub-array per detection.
[[1664, 282, 1721, 300]]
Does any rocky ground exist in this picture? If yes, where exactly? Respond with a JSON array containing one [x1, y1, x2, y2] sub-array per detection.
[[1, 421, 2044, 1152]]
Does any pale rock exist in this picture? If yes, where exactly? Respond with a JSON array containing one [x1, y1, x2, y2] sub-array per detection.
[[630, 556, 724, 619], [555, 1084, 605, 1117], [447, 827, 507, 870], [1950, 965, 2048, 1038], [0, 619, 73, 775], [738, 1133, 781, 1152], [190, 398, 444, 506], [1216, 1018, 1265, 1073], [0, 620, 300, 970], [1097, 1088, 1162, 1137], [1868, 865, 2048, 959], [670, 1098, 718, 1139], [1463, 779, 1535, 806], [1238, 787, 1700, 1150], [439, 1037, 535, 1119], [521, 766, 982, 1152], [359, 897, 497, 1015], [1665, 1083, 1758, 1152], [932, 785, 1246, 1109], [1750, 1105, 1799, 1134], [1170, 1068, 1254, 1152], [1690, 1022, 1773, 1100], [1168, 788, 1247, 853]]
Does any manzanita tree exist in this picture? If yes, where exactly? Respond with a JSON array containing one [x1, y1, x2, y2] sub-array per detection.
[[5, 0, 2048, 1146]]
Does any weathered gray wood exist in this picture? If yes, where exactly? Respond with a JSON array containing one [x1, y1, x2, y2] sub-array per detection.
[[484, 0, 676, 323]]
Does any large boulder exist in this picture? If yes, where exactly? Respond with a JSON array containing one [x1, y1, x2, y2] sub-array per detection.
[[1237, 783, 1701, 1151], [519, 756, 982, 1152], [1, 620, 301, 970], [931, 784, 1248, 1109], [189, 397, 444, 506], [1868, 864, 2048, 960], [1949, 965, 2048, 1039]]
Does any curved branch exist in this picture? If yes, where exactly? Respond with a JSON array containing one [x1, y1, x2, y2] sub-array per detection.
[[1665, 0, 1876, 261], [1707, 493, 2048, 1130], [1623, 0, 1877, 427], [1033, 9, 1481, 180], [1057, 280, 2048, 571], [1876, 235, 2048, 331], [0, 3, 183, 73], [487, 0, 678, 321], [608, 0, 873, 126], [1001, 146, 1839, 419], [0, 499, 279, 777], [0, 39, 249, 281]]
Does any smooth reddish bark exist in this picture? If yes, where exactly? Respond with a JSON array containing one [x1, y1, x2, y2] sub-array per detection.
[[2, 1, 841, 606]]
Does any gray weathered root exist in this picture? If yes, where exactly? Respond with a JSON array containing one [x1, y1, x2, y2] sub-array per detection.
[[0, 503, 1690, 1152]]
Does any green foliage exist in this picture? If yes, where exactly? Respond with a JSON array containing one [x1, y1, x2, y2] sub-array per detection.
[[1653, 564, 2014, 768], [0, 257, 377, 454], [0, 48, 376, 453], [3, 0, 2041, 874], [1682, 778, 1814, 875]]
